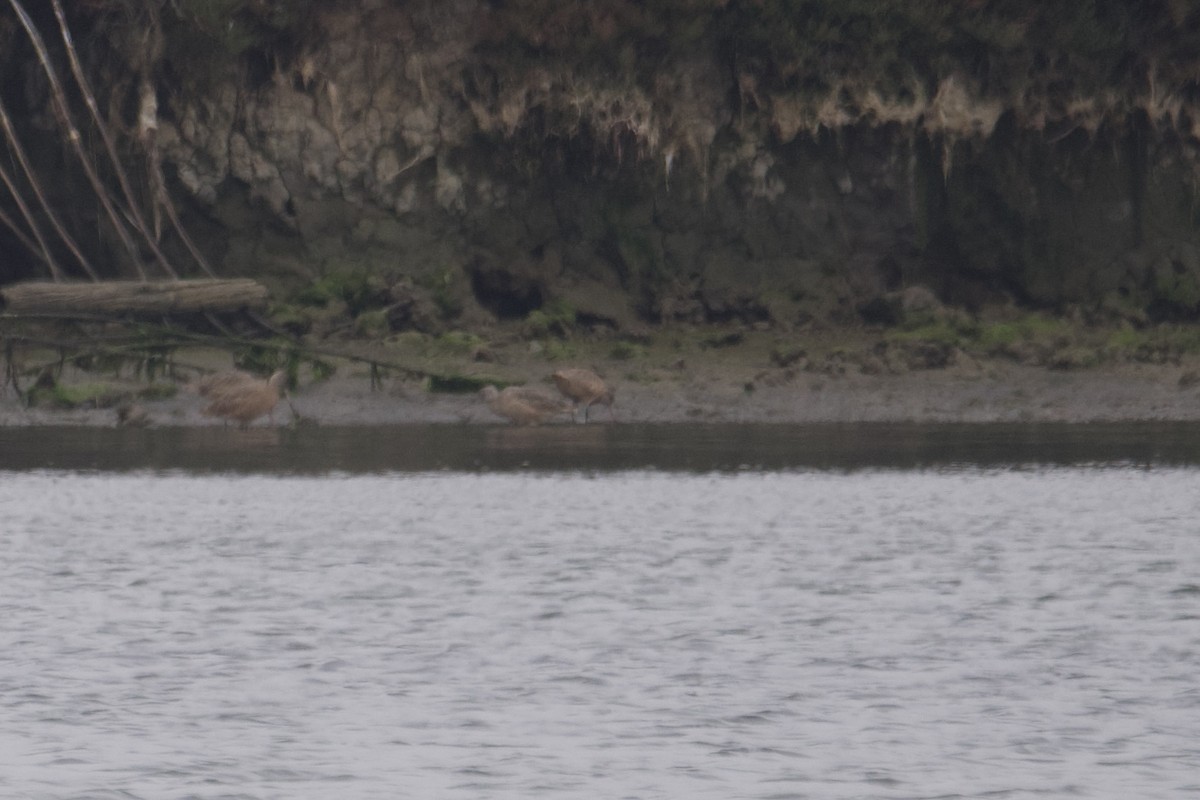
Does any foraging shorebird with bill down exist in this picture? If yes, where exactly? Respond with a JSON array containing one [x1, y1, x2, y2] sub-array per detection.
[[552, 368, 615, 422], [193, 369, 289, 428], [480, 384, 573, 426]]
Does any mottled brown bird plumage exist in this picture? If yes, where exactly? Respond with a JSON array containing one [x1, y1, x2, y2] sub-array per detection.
[[200, 370, 288, 428], [552, 368, 615, 422], [192, 370, 259, 399], [480, 384, 572, 426]]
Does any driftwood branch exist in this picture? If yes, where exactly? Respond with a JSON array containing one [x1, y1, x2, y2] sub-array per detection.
[[0, 279, 269, 315]]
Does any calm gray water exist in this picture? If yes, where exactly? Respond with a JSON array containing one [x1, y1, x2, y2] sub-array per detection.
[[2, 426, 1199, 799], [5, 421, 1200, 472]]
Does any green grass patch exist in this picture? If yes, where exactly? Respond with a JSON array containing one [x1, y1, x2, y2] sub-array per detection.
[[525, 299, 577, 339], [541, 340, 578, 361], [269, 303, 314, 335], [309, 359, 337, 382], [415, 268, 465, 320], [1107, 325, 1200, 358], [388, 331, 432, 351], [354, 308, 390, 338], [1153, 269, 1200, 314], [887, 320, 968, 347], [432, 331, 486, 355], [137, 383, 179, 402], [1158, 326, 1200, 354], [29, 382, 128, 409], [295, 268, 387, 317], [1048, 346, 1100, 370], [1105, 326, 1148, 351], [610, 341, 647, 360], [976, 315, 1069, 352]]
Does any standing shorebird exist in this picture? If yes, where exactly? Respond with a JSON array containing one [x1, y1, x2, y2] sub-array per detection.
[[552, 368, 615, 422], [199, 369, 289, 429], [192, 370, 260, 400], [480, 384, 572, 426]]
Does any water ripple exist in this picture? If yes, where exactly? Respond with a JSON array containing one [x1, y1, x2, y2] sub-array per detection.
[[0, 468, 1198, 798]]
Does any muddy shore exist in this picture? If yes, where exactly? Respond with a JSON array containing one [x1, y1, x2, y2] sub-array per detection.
[[3, 337, 1200, 428]]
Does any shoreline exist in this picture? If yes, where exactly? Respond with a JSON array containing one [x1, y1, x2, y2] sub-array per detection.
[[3, 355, 1200, 428]]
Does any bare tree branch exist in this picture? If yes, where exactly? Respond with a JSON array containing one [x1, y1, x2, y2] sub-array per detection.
[[0, 95, 99, 281], [0, 161, 63, 280], [50, 0, 198, 279], [5, 0, 150, 279], [135, 36, 218, 279], [0, 196, 42, 257]]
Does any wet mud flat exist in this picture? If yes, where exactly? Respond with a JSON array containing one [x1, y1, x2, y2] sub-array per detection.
[[2, 354, 1200, 429]]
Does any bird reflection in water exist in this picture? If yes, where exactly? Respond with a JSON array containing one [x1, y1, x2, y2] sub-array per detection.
[[177, 426, 289, 460], [484, 422, 611, 452]]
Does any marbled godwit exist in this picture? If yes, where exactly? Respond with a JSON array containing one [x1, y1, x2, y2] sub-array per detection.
[[552, 368, 615, 422], [480, 384, 572, 426], [191, 370, 259, 399], [201, 369, 288, 428]]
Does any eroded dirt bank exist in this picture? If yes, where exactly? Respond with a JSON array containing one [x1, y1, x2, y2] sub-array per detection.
[[8, 2, 1200, 342]]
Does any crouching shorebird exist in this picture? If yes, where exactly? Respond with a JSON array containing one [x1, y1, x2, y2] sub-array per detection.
[[480, 384, 572, 426], [195, 369, 289, 429], [552, 368, 615, 422]]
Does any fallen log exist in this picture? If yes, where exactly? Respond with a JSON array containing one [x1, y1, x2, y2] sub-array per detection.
[[0, 279, 269, 315]]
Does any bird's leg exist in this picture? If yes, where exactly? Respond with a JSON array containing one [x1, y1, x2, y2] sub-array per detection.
[[286, 397, 301, 425]]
